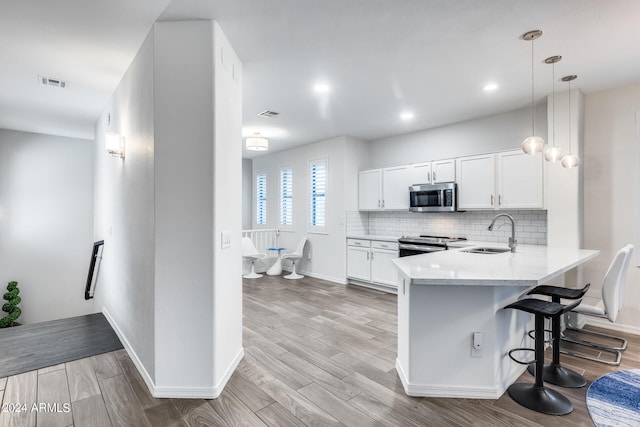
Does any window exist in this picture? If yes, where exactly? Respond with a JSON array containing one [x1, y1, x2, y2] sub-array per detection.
[[280, 167, 293, 226], [309, 158, 327, 230], [256, 172, 267, 225]]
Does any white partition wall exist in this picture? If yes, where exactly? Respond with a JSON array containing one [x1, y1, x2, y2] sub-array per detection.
[[94, 20, 242, 398]]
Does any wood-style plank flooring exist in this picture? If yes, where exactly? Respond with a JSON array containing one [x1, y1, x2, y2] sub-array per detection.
[[1, 274, 639, 426]]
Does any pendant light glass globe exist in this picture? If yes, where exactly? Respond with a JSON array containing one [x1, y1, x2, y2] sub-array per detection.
[[561, 74, 579, 169], [522, 135, 545, 154], [543, 145, 564, 162], [543, 55, 563, 163], [561, 153, 579, 168], [521, 30, 544, 155]]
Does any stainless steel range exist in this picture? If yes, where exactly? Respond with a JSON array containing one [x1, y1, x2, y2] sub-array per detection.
[[398, 235, 467, 257]]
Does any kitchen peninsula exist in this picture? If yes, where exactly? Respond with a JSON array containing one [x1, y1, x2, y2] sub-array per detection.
[[392, 244, 598, 399]]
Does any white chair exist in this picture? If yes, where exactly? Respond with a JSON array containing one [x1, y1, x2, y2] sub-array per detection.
[[281, 237, 307, 280], [562, 244, 634, 365], [242, 237, 266, 279]]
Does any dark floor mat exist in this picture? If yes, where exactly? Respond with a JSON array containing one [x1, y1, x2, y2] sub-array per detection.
[[0, 312, 123, 378]]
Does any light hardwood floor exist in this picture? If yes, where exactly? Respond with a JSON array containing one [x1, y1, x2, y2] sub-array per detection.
[[1, 274, 638, 426]]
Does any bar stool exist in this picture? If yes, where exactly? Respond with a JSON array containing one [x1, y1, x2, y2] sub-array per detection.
[[504, 298, 582, 415], [525, 283, 590, 387]]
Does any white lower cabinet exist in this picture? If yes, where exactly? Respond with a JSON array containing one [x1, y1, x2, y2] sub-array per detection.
[[371, 248, 399, 286], [347, 245, 371, 281], [347, 238, 399, 292]]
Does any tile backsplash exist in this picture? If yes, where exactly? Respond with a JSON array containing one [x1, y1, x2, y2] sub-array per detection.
[[346, 210, 547, 245]]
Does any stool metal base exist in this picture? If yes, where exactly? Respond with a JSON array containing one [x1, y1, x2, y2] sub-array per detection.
[[527, 364, 586, 388], [507, 383, 573, 415]]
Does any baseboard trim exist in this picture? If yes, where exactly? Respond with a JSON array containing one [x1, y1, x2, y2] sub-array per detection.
[[153, 348, 244, 399], [102, 308, 156, 394], [213, 347, 244, 398], [395, 359, 522, 399], [584, 318, 640, 336], [347, 279, 397, 294], [104, 308, 245, 399], [284, 268, 347, 285]]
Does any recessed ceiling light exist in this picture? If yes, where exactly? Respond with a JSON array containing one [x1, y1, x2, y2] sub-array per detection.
[[483, 83, 498, 92], [400, 111, 414, 120], [313, 83, 330, 93]]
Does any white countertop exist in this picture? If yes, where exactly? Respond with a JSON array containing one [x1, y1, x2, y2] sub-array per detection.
[[346, 234, 400, 242], [392, 244, 599, 286]]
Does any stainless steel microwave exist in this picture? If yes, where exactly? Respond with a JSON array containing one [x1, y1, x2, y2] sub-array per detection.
[[409, 182, 457, 212]]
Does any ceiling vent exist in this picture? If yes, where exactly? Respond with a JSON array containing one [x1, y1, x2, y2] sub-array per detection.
[[258, 110, 280, 118], [38, 76, 67, 88]]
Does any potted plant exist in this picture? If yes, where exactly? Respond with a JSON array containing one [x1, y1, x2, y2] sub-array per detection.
[[0, 281, 21, 327]]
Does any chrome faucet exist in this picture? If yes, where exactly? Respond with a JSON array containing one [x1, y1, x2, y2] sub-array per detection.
[[488, 213, 517, 252]]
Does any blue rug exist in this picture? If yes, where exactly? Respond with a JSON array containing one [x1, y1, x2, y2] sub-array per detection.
[[586, 369, 640, 427]]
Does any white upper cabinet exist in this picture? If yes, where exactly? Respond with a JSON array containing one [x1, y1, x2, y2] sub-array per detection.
[[382, 166, 410, 210], [361, 151, 543, 212], [408, 162, 432, 185], [456, 154, 496, 209], [358, 169, 382, 210], [359, 166, 411, 211], [457, 150, 544, 210], [497, 150, 543, 209], [408, 159, 455, 185], [432, 159, 456, 183]]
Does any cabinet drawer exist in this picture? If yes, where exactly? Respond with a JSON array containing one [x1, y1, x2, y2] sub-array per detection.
[[371, 240, 399, 251], [347, 238, 371, 248]]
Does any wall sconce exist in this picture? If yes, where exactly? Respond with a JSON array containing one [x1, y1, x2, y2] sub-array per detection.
[[105, 132, 125, 158]]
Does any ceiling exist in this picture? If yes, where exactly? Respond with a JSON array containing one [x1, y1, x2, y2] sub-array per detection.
[[3, 1, 640, 158]]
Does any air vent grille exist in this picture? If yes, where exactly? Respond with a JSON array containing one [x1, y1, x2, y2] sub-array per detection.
[[258, 110, 280, 118], [39, 76, 67, 88]]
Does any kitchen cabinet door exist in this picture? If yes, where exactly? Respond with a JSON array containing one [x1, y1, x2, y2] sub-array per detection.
[[347, 246, 370, 281], [382, 166, 411, 210], [408, 162, 432, 185], [358, 169, 382, 210], [371, 249, 399, 288], [456, 154, 495, 209], [432, 159, 456, 183], [497, 150, 543, 209]]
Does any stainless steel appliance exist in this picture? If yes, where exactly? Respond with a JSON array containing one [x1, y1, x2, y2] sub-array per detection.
[[409, 182, 457, 212], [398, 235, 467, 257]]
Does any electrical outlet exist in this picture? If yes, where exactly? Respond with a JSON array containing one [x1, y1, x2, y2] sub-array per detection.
[[221, 231, 231, 249], [307, 251, 312, 261], [471, 332, 483, 358]]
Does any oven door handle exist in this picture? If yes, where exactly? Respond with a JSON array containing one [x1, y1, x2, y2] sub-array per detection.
[[398, 244, 446, 252]]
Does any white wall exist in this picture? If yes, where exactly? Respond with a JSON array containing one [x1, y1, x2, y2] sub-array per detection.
[[0, 129, 94, 324], [211, 21, 243, 392], [252, 136, 368, 283], [94, 20, 243, 398], [153, 20, 217, 393], [368, 104, 547, 167], [583, 82, 640, 332], [242, 158, 252, 230], [94, 29, 156, 379]]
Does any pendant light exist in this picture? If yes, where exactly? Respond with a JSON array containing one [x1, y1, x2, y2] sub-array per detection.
[[543, 55, 564, 162], [246, 133, 269, 151], [561, 75, 579, 168], [521, 30, 545, 155]]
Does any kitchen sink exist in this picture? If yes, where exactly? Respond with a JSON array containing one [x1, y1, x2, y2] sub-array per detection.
[[462, 247, 511, 254]]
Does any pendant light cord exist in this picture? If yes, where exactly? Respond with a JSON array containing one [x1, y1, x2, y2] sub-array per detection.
[[531, 38, 535, 134], [552, 62, 555, 147], [568, 79, 572, 154]]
